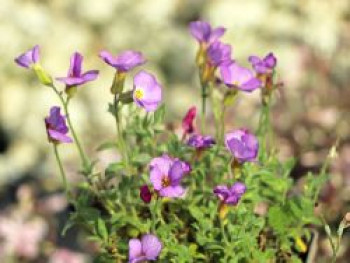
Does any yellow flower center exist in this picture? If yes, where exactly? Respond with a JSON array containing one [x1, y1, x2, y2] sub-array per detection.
[[233, 81, 239, 86], [161, 176, 170, 188], [135, 89, 144, 99]]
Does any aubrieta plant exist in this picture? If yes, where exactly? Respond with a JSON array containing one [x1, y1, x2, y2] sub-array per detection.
[[15, 21, 342, 263]]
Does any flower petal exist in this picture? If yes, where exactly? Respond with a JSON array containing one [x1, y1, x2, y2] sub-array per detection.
[[150, 166, 164, 191], [69, 52, 83, 77], [159, 186, 185, 198], [189, 21, 211, 43], [141, 234, 162, 260], [48, 129, 72, 143], [169, 161, 185, 186], [129, 239, 142, 262]]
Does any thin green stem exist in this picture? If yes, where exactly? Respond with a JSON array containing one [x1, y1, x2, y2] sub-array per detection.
[[113, 94, 131, 174], [64, 99, 90, 173], [53, 144, 70, 196], [49, 84, 91, 175]]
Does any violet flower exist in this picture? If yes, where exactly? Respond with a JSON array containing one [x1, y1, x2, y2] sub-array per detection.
[[129, 234, 162, 263], [14, 45, 40, 68], [182, 106, 197, 136], [220, 62, 261, 92], [133, 70, 162, 112], [207, 41, 232, 67], [225, 129, 259, 163], [214, 182, 246, 205], [189, 20, 226, 45], [140, 185, 152, 204], [248, 52, 277, 74], [187, 134, 215, 149], [149, 155, 189, 198], [56, 52, 99, 87], [45, 106, 72, 144], [99, 50, 146, 72]]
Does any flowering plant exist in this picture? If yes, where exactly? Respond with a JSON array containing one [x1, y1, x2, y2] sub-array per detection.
[[14, 21, 346, 262]]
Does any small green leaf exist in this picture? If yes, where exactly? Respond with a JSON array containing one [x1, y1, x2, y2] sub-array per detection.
[[96, 218, 108, 242]]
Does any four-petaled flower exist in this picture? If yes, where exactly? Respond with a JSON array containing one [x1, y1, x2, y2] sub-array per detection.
[[220, 62, 261, 92], [182, 106, 197, 136], [128, 234, 162, 263], [56, 52, 99, 87], [149, 155, 189, 198], [207, 41, 232, 67], [14, 45, 40, 68], [189, 20, 226, 45], [214, 182, 246, 205], [133, 70, 162, 112], [187, 134, 215, 149], [45, 106, 72, 144], [225, 129, 259, 163], [99, 50, 146, 72], [248, 52, 277, 74]]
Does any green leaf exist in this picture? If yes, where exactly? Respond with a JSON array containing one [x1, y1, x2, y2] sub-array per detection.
[[154, 104, 166, 123], [96, 218, 108, 242]]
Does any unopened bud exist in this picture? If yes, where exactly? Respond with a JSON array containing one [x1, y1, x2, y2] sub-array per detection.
[[33, 64, 53, 86], [111, 71, 126, 95]]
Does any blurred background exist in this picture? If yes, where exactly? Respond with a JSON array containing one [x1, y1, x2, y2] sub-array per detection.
[[0, 0, 349, 262]]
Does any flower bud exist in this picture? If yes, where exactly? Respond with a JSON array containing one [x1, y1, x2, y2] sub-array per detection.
[[140, 185, 152, 203], [111, 71, 126, 95], [33, 64, 53, 86]]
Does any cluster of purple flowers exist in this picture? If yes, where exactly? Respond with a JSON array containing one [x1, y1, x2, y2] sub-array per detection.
[[15, 19, 278, 262], [189, 20, 277, 92]]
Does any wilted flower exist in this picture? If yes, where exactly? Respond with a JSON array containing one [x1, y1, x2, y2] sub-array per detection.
[[14, 45, 40, 68], [213, 182, 246, 205], [129, 234, 162, 263], [45, 106, 72, 144], [189, 21, 226, 45], [248, 52, 277, 74], [187, 134, 215, 149], [220, 62, 261, 92], [133, 70, 162, 112], [99, 50, 146, 72], [49, 249, 86, 263], [149, 155, 189, 198], [207, 41, 232, 67], [140, 185, 152, 204], [225, 129, 259, 163], [56, 52, 99, 89], [182, 106, 197, 136]]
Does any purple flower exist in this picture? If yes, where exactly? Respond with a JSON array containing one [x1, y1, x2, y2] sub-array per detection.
[[14, 45, 40, 68], [129, 234, 162, 263], [187, 134, 215, 149], [220, 62, 261, 92], [45, 106, 72, 144], [99, 50, 146, 72], [248, 52, 277, 74], [133, 70, 162, 112], [149, 155, 189, 198], [56, 52, 99, 87], [140, 185, 152, 204], [207, 41, 232, 67], [214, 182, 246, 205], [225, 129, 259, 163], [182, 106, 197, 136], [189, 20, 226, 45]]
